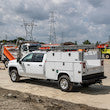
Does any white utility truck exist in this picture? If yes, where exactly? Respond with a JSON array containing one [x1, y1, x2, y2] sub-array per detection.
[[8, 51, 106, 91]]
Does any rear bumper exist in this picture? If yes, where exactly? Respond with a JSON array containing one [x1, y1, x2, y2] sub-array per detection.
[[82, 72, 107, 84]]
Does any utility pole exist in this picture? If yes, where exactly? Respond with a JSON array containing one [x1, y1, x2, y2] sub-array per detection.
[[108, 35, 110, 45], [109, 35, 110, 42], [61, 32, 64, 43], [49, 11, 56, 44], [5, 34, 8, 41], [21, 19, 37, 41]]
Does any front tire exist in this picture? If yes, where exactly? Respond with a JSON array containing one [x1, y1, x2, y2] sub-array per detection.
[[4, 60, 9, 68], [58, 75, 73, 92], [10, 69, 20, 82]]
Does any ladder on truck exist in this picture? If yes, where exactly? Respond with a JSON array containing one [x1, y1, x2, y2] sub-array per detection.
[[39, 44, 97, 51]]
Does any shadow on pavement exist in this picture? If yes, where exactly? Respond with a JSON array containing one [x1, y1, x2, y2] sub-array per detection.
[[79, 85, 110, 95], [19, 78, 110, 95], [19, 78, 58, 89]]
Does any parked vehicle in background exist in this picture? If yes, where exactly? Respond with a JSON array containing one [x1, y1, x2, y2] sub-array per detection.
[[101, 48, 110, 59], [97, 44, 110, 59], [1, 45, 18, 68], [0, 42, 41, 68], [8, 51, 106, 92], [18, 43, 41, 58]]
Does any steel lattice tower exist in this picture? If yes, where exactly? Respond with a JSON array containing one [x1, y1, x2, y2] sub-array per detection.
[[49, 11, 56, 44], [22, 20, 37, 41]]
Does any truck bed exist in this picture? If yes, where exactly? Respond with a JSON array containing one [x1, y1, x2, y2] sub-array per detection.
[[83, 66, 104, 76]]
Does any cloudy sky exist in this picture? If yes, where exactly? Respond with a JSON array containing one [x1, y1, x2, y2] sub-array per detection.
[[0, 0, 110, 43]]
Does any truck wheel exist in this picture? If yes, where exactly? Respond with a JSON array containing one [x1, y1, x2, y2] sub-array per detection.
[[4, 61, 9, 68], [105, 54, 110, 59], [10, 69, 20, 82], [58, 75, 73, 92]]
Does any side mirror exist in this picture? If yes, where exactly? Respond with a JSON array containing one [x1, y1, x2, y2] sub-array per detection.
[[17, 58, 20, 62], [19, 60, 22, 64], [17, 58, 22, 64]]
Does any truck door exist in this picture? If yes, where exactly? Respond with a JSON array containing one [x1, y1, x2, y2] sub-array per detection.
[[19, 53, 34, 75], [30, 53, 44, 78]]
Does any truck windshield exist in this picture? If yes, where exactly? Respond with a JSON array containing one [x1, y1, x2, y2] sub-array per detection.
[[29, 46, 39, 52]]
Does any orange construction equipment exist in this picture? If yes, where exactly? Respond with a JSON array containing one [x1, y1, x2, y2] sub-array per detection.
[[78, 49, 86, 52], [39, 47, 50, 50], [97, 44, 109, 48], [3, 46, 16, 60]]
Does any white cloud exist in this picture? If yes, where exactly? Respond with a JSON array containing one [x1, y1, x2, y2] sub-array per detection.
[[0, 0, 109, 43], [52, 0, 66, 4]]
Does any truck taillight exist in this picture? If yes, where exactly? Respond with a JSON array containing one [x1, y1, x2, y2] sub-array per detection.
[[83, 63, 86, 68], [80, 62, 86, 68], [101, 60, 104, 66]]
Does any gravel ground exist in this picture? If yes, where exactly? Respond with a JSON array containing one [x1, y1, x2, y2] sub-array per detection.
[[0, 60, 110, 109], [0, 87, 107, 110]]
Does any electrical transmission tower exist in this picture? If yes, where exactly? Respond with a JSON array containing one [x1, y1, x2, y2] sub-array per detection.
[[22, 19, 37, 41], [49, 11, 56, 44]]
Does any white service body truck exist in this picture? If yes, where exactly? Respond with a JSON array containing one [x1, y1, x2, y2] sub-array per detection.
[[8, 51, 106, 91]]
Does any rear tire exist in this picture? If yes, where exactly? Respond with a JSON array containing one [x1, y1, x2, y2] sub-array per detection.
[[10, 69, 20, 82], [58, 75, 73, 92]]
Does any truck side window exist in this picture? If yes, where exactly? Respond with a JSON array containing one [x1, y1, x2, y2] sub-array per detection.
[[22, 45, 28, 51], [22, 53, 33, 62], [33, 53, 44, 62]]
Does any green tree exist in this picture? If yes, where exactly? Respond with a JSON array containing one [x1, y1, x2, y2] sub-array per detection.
[[74, 41, 77, 45], [2, 40, 7, 43], [17, 37, 25, 41], [63, 42, 74, 45], [83, 40, 91, 45], [95, 41, 101, 46]]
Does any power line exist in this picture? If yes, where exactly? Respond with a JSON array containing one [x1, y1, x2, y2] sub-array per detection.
[[21, 19, 37, 41], [49, 11, 56, 44]]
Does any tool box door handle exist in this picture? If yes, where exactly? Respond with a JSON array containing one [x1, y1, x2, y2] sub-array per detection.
[[27, 64, 30, 66]]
